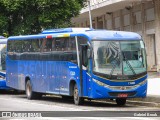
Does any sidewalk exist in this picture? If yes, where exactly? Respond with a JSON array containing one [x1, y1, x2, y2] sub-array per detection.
[[147, 72, 160, 96], [128, 72, 160, 107]]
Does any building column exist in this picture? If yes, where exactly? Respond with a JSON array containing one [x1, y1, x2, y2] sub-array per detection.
[[130, 8, 133, 31], [154, 0, 160, 71], [102, 15, 106, 29], [120, 10, 124, 31], [141, 2, 146, 43], [94, 17, 98, 29], [85, 20, 88, 27], [111, 13, 114, 30]]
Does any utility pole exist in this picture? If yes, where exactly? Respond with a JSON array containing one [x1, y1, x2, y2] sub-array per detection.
[[87, 0, 93, 29]]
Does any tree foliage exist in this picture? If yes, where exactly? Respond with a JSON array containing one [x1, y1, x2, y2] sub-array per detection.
[[0, 0, 86, 36]]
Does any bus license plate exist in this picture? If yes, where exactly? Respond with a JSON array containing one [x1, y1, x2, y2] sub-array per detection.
[[118, 93, 128, 98]]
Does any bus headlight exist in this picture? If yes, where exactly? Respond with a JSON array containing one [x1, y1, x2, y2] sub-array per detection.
[[93, 79, 107, 87], [138, 79, 147, 86], [92, 78, 147, 90]]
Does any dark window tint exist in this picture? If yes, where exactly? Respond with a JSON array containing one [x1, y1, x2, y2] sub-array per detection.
[[7, 37, 78, 63], [77, 36, 88, 51], [0, 45, 7, 70], [31, 39, 42, 52], [23, 40, 31, 52], [47, 37, 77, 63]]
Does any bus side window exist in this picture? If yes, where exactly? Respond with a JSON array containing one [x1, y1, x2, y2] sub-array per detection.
[[58, 37, 68, 60], [45, 39, 52, 52], [41, 38, 52, 52], [7, 41, 13, 59], [68, 37, 77, 63], [60, 38, 65, 51], [52, 39, 55, 51], [69, 37, 76, 51], [41, 39, 47, 52], [31, 39, 40, 52], [77, 36, 88, 49], [15, 41, 22, 53], [8, 40, 13, 53], [29, 40, 34, 52], [77, 36, 88, 66], [0, 45, 7, 70], [23, 40, 30, 52], [55, 38, 61, 51]]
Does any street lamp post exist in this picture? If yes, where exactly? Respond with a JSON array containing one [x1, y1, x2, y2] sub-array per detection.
[[87, 0, 93, 29]]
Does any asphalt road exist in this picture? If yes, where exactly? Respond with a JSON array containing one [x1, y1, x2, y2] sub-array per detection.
[[0, 91, 160, 120]]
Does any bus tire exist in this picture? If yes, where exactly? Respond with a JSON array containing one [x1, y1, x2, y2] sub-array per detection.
[[25, 80, 42, 100], [116, 98, 126, 106], [73, 84, 84, 105]]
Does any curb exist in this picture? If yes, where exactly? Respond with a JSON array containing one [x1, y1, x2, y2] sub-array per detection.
[[97, 95, 160, 107], [127, 95, 160, 107]]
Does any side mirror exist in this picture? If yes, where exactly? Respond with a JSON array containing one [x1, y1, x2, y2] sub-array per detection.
[[80, 44, 88, 67]]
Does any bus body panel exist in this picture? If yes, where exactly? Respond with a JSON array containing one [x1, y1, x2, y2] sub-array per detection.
[[6, 58, 20, 90], [6, 28, 147, 100], [0, 79, 8, 89], [7, 57, 83, 96], [90, 80, 147, 99], [89, 71, 147, 99], [92, 74, 147, 86]]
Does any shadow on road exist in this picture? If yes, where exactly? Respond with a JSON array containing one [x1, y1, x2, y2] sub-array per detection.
[[0, 90, 136, 108], [23, 95, 135, 108], [0, 89, 25, 95]]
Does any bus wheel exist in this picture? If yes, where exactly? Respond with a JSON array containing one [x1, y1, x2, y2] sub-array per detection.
[[116, 98, 126, 106], [73, 84, 84, 105], [25, 80, 42, 100]]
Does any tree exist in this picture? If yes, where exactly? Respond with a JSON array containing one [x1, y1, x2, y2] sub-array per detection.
[[0, 0, 86, 36]]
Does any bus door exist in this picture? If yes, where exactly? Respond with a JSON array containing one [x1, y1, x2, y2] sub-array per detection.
[[80, 45, 91, 97]]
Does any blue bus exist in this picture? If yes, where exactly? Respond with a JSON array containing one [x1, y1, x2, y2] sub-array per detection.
[[6, 28, 147, 105], [0, 38, 9, 90]]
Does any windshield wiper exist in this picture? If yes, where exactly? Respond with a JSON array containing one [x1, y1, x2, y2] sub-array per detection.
[[122, 52, 136, 75]]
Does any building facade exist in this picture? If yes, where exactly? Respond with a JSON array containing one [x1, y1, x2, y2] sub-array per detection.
[[72, 0, 160, 72]]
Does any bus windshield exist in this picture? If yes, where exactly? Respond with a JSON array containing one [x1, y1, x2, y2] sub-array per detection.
[[92, 40, 147, 76], [0, 43, 7, 71]]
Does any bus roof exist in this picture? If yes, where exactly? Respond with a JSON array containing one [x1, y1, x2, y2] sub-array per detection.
[[81, 30, 141, 40], [0, 36, 6, 39], [0, 38, 7, 44], [41, 28, 91, 34], [8, 28, 141, 41]]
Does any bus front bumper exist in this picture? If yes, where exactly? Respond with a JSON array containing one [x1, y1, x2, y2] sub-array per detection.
[[0, 79, 10, 90], [89, 80, 147, 99]]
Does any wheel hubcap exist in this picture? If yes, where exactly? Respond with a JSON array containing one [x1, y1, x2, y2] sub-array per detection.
[[74, 88, 78, 101], [26, 83, 31, 97]]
